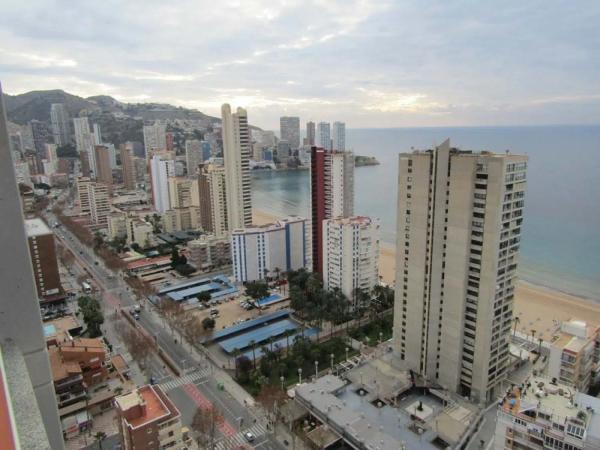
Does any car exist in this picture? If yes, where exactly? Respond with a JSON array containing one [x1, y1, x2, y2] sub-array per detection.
[[244, 432, 255, 443], [133, 313, 140, 320]]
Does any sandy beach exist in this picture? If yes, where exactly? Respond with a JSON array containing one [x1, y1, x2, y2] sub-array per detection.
[[254, 209, 600, 338]]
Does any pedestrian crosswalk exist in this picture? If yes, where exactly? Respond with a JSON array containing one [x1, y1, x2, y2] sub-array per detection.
[[214, 423, 269, 450], [159, 368, 210, 391]]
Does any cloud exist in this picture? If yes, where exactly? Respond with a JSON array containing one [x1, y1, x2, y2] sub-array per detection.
[[0, 0, 599, 128]]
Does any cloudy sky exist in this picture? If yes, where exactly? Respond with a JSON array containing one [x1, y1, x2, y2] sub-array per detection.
[[1, 0, 599, 129]]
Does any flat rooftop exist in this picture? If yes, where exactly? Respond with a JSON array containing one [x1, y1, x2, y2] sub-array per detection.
[[295, 357, 479, 450], [24, 218, 52, 237], [116, 385, 171, 429]]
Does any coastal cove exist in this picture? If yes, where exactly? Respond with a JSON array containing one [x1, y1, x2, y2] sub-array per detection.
[[251, 125, 600, 303]]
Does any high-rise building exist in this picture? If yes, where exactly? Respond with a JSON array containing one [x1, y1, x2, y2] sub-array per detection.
[[94, 144, 113, 186], [332, 121, 346, 151], [25, 218, 62, 300], [115, 385, 191, 450], [392, 139, 528, 403], [222, 104, 252, 229], [306, 121, 315, 146], [50, 103, 70, 146], [310, 147, 354, 275], [323, 216, 379, 304], [120, 144, 136, 190], [92, 123, 102, 145], [73, 117, 93, 155], [77, 177, 110, 226], [0, 83, 64, 449], [133, 156, 147, 183], [168, 177, 198, 208], [185, 139, 204, 175], [143, 122, 167, 158], [198, 163, 228, 236], [280, 116, 301, 149], [30, 119, 50, 157], [231, 216, 307, 282], [149, 154, 175, 213], [317, 122, 331, 150]]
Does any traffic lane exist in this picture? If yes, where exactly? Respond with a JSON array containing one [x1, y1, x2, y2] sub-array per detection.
[[136, 310, 190, 364], [197, 378, 252, 428], [254, 436, 282, 450]]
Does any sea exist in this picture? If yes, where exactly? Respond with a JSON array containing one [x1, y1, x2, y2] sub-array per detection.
[[251, 126, 600, 302]]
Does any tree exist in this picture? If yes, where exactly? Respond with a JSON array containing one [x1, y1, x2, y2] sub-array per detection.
[[191, 406, 223, 450], [170, 247, 181, 268], [513, 316, 521, 338], [249, 339, 257, 369], [202, 317, 216, 330], [78, 296, 104, 338], [246, 281, 270, 303], [256, 384, 287, 425], [94, 431, 107, 450], [236, 356, 252, 383], [197, 291, 211, 304]]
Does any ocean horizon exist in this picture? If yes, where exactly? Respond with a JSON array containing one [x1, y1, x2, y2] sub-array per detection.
[[251, 125, 600, 302]]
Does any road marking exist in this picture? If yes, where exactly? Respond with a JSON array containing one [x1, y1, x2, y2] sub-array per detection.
[[214, 422, 269, 450], [181, 383, 238, 439], [159, 369, 209, 391]]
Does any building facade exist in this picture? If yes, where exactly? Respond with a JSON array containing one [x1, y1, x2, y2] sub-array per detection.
[[317, 122, 331, 150], [198, 163, 228, 236], [149, 154, 175, 213], [77, 177, 110, 226], [332, 121, 345, 151], [185, 139, 204, 175], [188, 235, 231, 271], [310, 147, 355, 275], [392, 139, 528, 403], [222, 104, 252, 230], [280, 116, 301, 149], [25, 218, 62, 300], [50, 103, 70, 146], [94, 144, 113, 186], [143, 122, 167, 159], [73, 117, 93, 156], [120, 144, 137, 190], [306, 121, 315, 146], [231, 216, 307, 282], [322, 216, 380, 304]]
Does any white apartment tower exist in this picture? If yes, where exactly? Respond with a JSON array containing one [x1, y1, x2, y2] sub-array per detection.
[[73, 117, 93, 154], [332, 121, 346, 151], [317, 122, 331, 150], [185, 139, 203, 175], [143, 122, 167, 159], [77, 177, 110, 226], [50, 103, 70, 146], [231, 216, 307, 282], [323, 216, 380, 304], [221, 104, 252, 230], [393, 139, 527, 403], [150, 154, 175, 213]]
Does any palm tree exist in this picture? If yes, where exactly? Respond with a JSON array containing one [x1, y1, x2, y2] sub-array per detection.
[[513, 316, 520, 338], [530, 329, 537, 344], [284, 329, 294, 357], [274, 267, 281, 283], [94, 431, 107, 450], [249, 340, 257, 369], [232, 348, 240, 377], [263, 268, 270, 282], [538, 337, 543, 355]]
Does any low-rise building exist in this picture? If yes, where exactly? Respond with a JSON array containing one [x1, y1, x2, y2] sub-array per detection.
[[107, 212, 127, 240], [494, 375, 600, 450], [126, 217, 153, 247], [231, 216, 307, 282], [115, 385, 191, 450], [548, 320, 599, 393], [162, 206, 200, 232], [188, 234, 231, 271]]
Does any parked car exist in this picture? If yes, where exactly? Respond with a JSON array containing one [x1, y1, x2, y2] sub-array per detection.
[[244, 432, 255, 443]]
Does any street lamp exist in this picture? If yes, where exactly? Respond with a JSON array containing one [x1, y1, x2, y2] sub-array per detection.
[[315, 361, 319, 379], [280, 375, 285, 391], [298, 368, 302, 384], [181, 359, 186, 373], [330, 353, 334, 372], [345, 347, 349, 361], [379, 331, 383, 344]]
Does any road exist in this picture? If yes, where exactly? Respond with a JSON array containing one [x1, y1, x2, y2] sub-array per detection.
[[45, 197, 286, 450]]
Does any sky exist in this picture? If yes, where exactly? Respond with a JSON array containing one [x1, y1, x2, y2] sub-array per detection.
[[1, 0, 599, 129]]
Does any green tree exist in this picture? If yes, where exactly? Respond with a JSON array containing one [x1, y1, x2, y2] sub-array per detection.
[[197, 291, 211, 304], [77, 296, 104, 338], [245, 281, 270, 303], [94, 431, 107, 450], [202, 317, 216, 330]]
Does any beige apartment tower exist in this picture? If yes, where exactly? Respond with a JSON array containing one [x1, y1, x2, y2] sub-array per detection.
[[393, 139, 527, 404], [120, 144, 136, 190]]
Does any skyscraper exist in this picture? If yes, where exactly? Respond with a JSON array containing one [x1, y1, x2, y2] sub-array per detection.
[[120, 144, 136, 190], [323, 216, 379, 304], [221, 103, 252, 230], [306, 121, 316, 146], [143, 122, 167, 159], [77, 177, 110, 226], [0, 83, 64, 449], [392, 139, 527, 403], [317, 122, 331, 150], [25, 218, 62, 300], [94, 144, 113, 186], [332, 121, 345, 151], [310, 147, 354, 275], [280, 116, 301, 149], [73, 117, 93, 154], [149, 154, 175, 213], [30, 119, 50, 157], [50, 103, 70, 146], [198, 164, 228, 236], [185, 139, 204, 175], [92, 123, 102, 145]]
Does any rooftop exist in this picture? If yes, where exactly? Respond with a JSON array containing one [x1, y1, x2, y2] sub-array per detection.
[[116, 385, 172, 429], [24, 218, 52, 237]]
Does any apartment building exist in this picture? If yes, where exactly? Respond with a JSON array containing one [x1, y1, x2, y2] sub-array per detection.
[[310, 147, 354, 275], [548, 320, 599, 393], [107, 212, 127, 240], [77, 177, 110, 227], [94, 144, 113, 186], [280, 116, 301, 149], [120, 144, 137, 190], [168, 176, 199, 208], [126, 217, 153, 246], [198, 163, 228, 236], [393, 139, 528, 403], [149, 154, 175, 213], [115, 385, 190, 450], [162, 206, 200, 232], [143, 122, 167, 159], [494, 375, 600, 450], [322, 216, 380, 304], [25, 218, 62, 300], [188, 234, 231, 271], [231, 216, 307, 282]]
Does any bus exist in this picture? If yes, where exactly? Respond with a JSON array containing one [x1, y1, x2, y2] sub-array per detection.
[[82, 282, 92, 294]]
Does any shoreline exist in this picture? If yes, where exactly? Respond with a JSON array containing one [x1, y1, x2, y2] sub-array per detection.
[[253, 208, 600, 333]]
